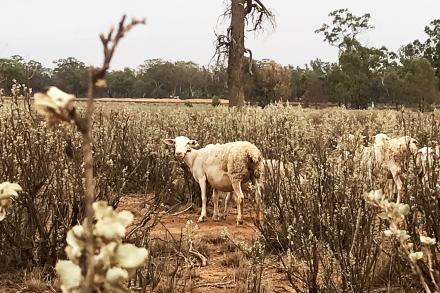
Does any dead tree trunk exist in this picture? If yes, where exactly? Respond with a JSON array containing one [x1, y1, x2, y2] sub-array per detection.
[[228, 0, 246, 107], [214, 0, 274, 108]]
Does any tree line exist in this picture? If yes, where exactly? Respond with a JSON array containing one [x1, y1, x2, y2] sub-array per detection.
[[1, 9, 440, 109]]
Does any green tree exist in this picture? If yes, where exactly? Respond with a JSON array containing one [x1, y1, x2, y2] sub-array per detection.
[[0, 55, 26, 94], [403, 58, 439, 110], [316, 9, 393, 108], [302, 72, 329, 107], [382, 66, 405, 107], [106, 68, 137, 98], [315, 8, 374, 52], [51, 57, 88, 97], [250, 60, 291, 106]]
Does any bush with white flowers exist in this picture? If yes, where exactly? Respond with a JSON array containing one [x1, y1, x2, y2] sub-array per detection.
[[365, 190, 438, 292], [55, 201, 149, 293], [0, 182, 22, 221]]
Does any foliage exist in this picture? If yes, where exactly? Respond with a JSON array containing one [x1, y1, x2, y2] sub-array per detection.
[[2, 9, 440, 109], [2, 93, 440, 290], [55, 201, 148, 293], [211, 96, 221, 107], [0, 182, 22, 221], [365, 190, 439, 292]]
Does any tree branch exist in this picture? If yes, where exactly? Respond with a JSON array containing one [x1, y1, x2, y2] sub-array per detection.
[[247, 0, 275, 32], [244, 48, 253, 75], [81, 14, 145, 293]]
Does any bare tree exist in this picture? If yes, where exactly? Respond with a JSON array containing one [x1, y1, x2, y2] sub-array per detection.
[[214, 0, 275, 107]]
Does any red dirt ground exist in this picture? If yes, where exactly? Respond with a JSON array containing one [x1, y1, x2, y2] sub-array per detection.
[[0, 194, 294, 292], [118, 194, 295, 293]]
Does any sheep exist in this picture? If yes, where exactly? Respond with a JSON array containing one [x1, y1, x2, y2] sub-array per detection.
[[221, 159, 306, 219], [163, 136, 264, 225], [416, 146, 439, 185], [362, 134, 418, 203]]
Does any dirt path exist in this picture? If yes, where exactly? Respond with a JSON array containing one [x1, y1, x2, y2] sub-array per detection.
[[118, 195, 294, 292]]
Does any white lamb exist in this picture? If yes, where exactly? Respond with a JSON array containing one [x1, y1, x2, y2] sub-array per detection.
[[362, 133, 418, 203], [163, 136, 264, 225]]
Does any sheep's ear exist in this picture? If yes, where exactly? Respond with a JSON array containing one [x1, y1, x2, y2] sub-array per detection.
[[189, 140, 200, 148], [163, 139, 175, 146]]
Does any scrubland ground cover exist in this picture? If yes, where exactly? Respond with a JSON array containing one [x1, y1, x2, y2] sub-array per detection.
[[0, 87, 439, 292]]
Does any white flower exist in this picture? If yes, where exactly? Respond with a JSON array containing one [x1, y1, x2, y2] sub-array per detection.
[[420, 235, 436, 245], [55, 260, 83, 293], [397, 204, 410, 216], [93, 201, 115, 219], [93, 201, 134, 240], [95, 242, 117, 270], [0, 182, 22, 197], [95, 218, 126, 240], [409, 251, 423, 262], [0, 182, 22, 221], [115, 210, 134, 227], [383, 230, 393, 237], [106, 267, 128, 284], [115, 243, 149, 269], [34, 86, 76, 126], [365, 189, 383, 202]]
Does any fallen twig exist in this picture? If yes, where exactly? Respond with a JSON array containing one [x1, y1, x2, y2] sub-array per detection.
[[195, 280, 235, 289], [171, 203, 193, 216]]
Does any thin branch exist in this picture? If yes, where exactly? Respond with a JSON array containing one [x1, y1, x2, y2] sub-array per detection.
[[195, 281, 235, 289], [171, 203, 193, 216], [244, 48, 253, 75], [93, 16, 146, 83], [81, 15, 145, 293]]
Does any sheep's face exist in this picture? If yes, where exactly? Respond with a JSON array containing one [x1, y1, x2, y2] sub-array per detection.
[[400, 136, 418, 155], [163, 136, 200, 160], [374, 133, 390, 145], [408, 139, 418, 155]]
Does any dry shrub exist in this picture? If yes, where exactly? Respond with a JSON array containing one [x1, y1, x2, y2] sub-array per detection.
[[1, 85, 440, 291]]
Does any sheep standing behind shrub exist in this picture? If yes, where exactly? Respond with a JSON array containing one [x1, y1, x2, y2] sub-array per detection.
[[163, 136, 264, 224], [359, 133, 418, 203], [222, 159, 307, 219]]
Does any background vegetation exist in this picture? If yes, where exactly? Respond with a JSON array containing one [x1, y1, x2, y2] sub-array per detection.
[[1, 87, 439, 291], [2, 10, 440, 109]]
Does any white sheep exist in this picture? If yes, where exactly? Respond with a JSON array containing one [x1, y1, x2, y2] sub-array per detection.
[[163, 136, 264, 225], [416, 146, 439, 185], [362, 134, 418, 203], [221, 159, 306, 219]]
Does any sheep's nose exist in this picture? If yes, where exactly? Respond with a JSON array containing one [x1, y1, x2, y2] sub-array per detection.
[[175, 152, 184, 159]]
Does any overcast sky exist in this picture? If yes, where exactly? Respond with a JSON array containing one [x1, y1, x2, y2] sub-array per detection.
[[1, 1, 439, 70]]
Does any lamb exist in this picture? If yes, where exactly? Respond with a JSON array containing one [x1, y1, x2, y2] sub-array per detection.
[[362, 133, 418, 203], [163, 136, 264, 225]]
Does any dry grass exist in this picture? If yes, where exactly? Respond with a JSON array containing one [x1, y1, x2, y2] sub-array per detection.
[[0, 92, 439, 291]]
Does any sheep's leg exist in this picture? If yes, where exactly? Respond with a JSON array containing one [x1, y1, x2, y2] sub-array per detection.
[[198, 178, 208, 222], [212, 189, 220, 221], [252, 178, 264, 225], [389, 166, 403, 204], [231, 182, 244, 225], [222, 192, 232, 219], [384, 178, 393, 198], [394, 177, 403, 204]]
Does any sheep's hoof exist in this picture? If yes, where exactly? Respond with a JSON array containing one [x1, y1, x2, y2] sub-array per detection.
[[236, 218, 243, 225], [197, 216, 206, 223], [212, 214, 221, 222]]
